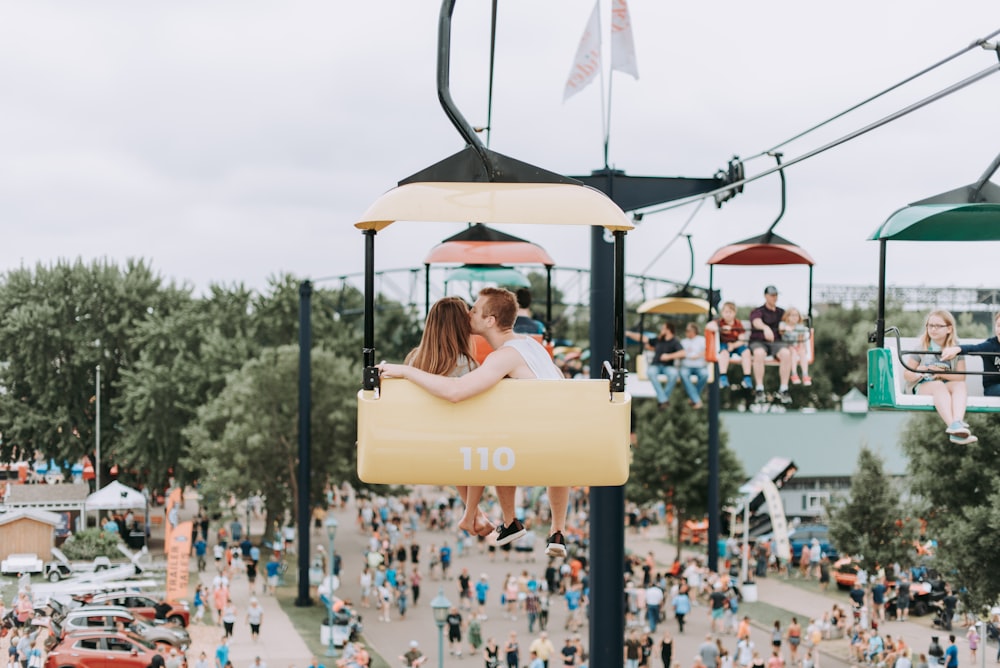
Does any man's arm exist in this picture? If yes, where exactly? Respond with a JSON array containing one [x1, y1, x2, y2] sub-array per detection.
[[750, 317, 774, 341], [378, 348, 520, 403], [941, 338, 999, 361]]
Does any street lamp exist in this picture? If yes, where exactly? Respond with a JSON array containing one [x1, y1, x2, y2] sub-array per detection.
[[430, 588, 452, 668], [325, 515, 339, 658]]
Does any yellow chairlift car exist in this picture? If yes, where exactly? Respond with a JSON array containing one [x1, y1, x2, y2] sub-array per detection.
[[354, 4, 633, 487]]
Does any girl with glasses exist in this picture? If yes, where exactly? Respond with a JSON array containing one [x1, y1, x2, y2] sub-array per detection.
[[903, 310, 976, 444]]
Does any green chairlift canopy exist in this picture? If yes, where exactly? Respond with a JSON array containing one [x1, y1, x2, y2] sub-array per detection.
[[444, 264, 531, 287], [868, 158, 1000, 412]]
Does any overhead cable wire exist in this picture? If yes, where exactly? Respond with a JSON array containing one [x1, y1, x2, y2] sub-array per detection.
[[745, 27, 1000, 162], [637, 62, 1000, 217], [637, 198, 706, 277]]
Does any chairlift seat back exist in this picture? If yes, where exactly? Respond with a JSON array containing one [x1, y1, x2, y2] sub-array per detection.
[[357, 378, 631, 486]]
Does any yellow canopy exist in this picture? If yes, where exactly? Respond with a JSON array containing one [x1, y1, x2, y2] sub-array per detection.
[[637, 297, 710, 315], [354, 182, 634, 233]]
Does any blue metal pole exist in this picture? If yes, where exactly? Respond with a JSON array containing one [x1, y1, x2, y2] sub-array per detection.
[[295, 279, 313, 607], [437, 624, 444, 668]]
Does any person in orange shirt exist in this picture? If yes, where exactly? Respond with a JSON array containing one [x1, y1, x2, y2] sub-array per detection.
[[738, 616, 752, 642], [569, 558, 583, 583]]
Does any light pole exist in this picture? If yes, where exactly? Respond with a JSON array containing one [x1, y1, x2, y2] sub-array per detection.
[[325, 515, 339, 658], [978, 620, 986, 668], [95, 364, 101, 492], [430, 589, 452, 668]]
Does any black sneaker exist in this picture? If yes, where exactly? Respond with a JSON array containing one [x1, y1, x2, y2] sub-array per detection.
[[495, 519, 526, 546], [777, 390, 793, 405], [754, 390, 767, 404], [545, 531, 567, 558]]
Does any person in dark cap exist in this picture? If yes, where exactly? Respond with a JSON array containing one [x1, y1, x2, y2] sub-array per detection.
[[748, 285, 793, 405]]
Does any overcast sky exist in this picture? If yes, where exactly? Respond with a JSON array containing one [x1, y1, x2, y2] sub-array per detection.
[[1, 1, 998, 310]]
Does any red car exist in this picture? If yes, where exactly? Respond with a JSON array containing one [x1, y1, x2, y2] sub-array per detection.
[[833, 557, 896, 592], [44, 629, 164, 668], [74, 593, 190, 627]]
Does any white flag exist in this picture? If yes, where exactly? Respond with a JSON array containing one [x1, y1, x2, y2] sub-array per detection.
[[563, 0, 602, 101], [610, 0, 638, 79]]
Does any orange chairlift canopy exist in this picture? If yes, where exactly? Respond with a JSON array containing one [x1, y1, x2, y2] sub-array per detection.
[[423, 223, 556, 266], [423, 223, 558, 362]]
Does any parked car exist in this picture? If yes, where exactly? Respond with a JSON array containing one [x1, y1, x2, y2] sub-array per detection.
[[788, 525, 839, 563], [832, 557, 898, 593], [833, 557, 861, 589], [44, 629, 164, 668], [56, 606, 190, 648], [75, 593, 190, 627], [1, 553, 44, 575]]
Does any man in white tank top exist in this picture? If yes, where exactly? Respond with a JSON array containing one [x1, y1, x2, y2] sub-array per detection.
[[379, 287, 569, 558]]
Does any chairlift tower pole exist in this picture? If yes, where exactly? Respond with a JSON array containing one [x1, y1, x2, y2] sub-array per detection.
[[295, 279, 313, 607], [574, 167, 731, 663]]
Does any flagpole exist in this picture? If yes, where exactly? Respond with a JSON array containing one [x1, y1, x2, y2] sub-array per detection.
[[604, 71, 613, 169], [598, 2, 609, 169]]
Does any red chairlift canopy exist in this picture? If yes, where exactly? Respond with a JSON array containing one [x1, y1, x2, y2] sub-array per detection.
[[706, 232, 815, 267]]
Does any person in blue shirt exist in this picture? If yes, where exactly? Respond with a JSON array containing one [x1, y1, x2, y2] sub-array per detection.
[[440, 543, 452, 580], [871, 579, 887, 623], [214, 637, 229, 668], [265, 555, 281, 595], [475, 574, 490, 619], [194, 538, 207, 573], [945, 635, 959, 668], [672, 586, 691, 633], [565, 585, 584, 632]]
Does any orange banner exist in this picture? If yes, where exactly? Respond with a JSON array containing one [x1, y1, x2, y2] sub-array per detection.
[[166, 520, 193, 602], [164, 487, 183, 546]]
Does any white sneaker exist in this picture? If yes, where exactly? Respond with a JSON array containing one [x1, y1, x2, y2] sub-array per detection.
[[946, 421, 970, 438]]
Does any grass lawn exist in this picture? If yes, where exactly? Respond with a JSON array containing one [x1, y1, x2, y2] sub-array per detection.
[[275, 559, 391, 668]]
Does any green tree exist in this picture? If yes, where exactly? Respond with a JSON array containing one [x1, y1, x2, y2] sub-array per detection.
[[113, 285, 258, 488], [902, 413, 1000, 614], [0, 259, 187, 472], [826, 446, 919, 572], [182, 345, 360, 530], [626, 400, 744, 559]]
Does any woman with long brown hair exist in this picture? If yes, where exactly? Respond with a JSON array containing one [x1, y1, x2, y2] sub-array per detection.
[[404, 297, 492, 535]]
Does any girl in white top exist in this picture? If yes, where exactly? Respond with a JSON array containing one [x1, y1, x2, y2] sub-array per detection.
[[902, 309, 976, 445]]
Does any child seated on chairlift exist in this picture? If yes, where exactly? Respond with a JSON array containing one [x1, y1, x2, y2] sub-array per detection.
[[779, 307, 811, 386], [712, 301, 752, 390]]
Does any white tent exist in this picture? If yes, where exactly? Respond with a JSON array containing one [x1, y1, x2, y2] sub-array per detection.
[[85, 481, 147, 511]]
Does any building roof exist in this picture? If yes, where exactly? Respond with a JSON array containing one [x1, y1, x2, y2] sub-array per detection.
[[0, 508, 63, 527], [721, 411, 912, 478], [6, 483, 89, 505]]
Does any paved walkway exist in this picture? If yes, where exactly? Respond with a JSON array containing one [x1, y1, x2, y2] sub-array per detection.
[[176, 494, 314, 668], [166, 492, 972, 668]]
